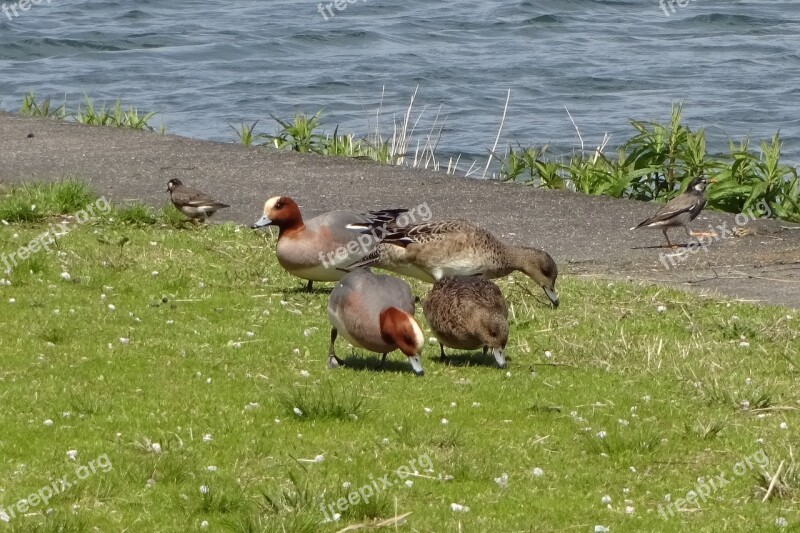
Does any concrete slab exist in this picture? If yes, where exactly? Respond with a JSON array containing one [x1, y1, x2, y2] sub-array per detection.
[[3, 112, 800, 308]]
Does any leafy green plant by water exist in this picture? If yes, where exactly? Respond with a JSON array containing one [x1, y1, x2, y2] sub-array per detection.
[[19, 92, 163, 132], [498, 104, 800, 222], [19, 92, 66, 119]]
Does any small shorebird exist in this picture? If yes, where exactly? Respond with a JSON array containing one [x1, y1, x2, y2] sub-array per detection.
[[166, 179, 229, 222], [632, 176, 716, 247]]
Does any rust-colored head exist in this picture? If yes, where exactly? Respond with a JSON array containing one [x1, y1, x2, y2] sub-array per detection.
[[251, 196, 304, 234], [379, 307, 425, 375]]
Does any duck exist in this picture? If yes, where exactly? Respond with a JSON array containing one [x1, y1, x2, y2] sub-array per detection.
[[347, 219, 559, 307], [327, 269, 425, 375], [423, 276, 509, 368], [632, 175, 716, 247], [251, 196, 407, 291], [166, 178, 229, 221]]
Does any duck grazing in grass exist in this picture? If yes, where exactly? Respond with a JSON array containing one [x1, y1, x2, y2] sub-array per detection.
[[423, 276, 509, 368], [632, 175, 717, 247], [347, 219, 559, 307], [166, 178, 229, 222], [251, 196, 407, 291], [326, 269, 425, 375]]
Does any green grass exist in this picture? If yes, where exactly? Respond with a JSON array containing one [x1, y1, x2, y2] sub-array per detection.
[[1, 183, 799, 531], [0, 181, 98, 223]]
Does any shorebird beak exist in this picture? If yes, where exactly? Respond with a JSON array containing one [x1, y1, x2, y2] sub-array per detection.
[[491, 347, 506, 368], [251, 215, 272, 229], [408, 355, 424, 376], [544, 287, 559, 308]]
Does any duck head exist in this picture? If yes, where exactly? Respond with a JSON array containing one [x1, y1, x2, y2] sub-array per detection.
[[252, 196, 304, 231], [515, 247, 559, 307], [480, 315, 509, 368], [380, 307, 425, 376]]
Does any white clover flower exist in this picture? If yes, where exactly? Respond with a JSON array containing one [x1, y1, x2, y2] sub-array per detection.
[[60, 272, 71, 281], [494, 473, 509, 489], [531, 467, 544, 477], [601, 495, 612, 504], [450, 503, 470, 512], [293, 407, 303, 416], [202, 433, 212, 442], [43, 419, 53, 427], [66, 450, 78, 461], [199, 485, 209, 494]]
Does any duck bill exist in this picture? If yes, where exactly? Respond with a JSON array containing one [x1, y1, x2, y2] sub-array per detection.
[[491, 347, 506, 368], [544, 287, 559, 307], [408, 355, 424, 376], [251, 215, 272, 229]]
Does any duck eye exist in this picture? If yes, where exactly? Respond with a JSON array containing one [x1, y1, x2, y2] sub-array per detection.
[[275, 201, 284, 209], [403, 335, 413, 344]]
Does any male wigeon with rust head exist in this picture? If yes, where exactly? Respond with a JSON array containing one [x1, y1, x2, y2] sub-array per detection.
[[327, 269, 425, 376], [251, 196, 407, 291]]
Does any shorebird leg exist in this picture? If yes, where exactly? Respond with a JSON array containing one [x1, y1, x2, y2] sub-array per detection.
[[662, 228, 677, 248]]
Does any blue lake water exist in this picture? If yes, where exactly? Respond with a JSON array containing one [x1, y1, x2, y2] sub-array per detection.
[[1, 0, 799, 169]]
